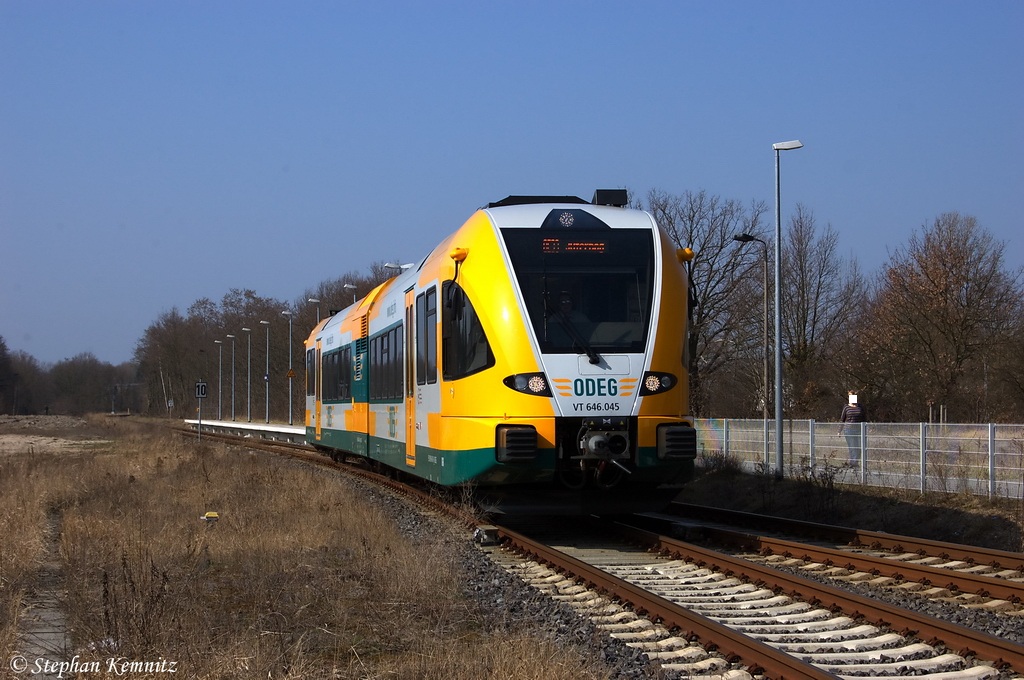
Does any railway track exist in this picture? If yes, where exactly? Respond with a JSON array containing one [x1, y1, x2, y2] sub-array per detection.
[[491, 516, 1023, 678], [668, 502, 1024, 574], [180, 422, 1024, 678], [633, 505, 1024, 609]]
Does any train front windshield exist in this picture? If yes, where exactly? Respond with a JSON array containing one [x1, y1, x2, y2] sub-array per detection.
[[501, 226, 655, 356]]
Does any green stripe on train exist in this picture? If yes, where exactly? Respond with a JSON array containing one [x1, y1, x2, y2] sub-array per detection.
[[309, 427, 692, 486], [308, 428, 555, 486]]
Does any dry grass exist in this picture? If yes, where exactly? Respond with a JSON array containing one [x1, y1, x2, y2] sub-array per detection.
[[0, 455, 49, 658], [1, 417, 616, 679]]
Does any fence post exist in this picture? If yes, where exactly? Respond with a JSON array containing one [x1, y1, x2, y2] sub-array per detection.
[[723, 418, 730, 460], [808, 419, 816, 470], [858, 421, 866, 483], [989, 423, 996, 498], [763, 417, 770, 469], [920, 422, 927, 493]]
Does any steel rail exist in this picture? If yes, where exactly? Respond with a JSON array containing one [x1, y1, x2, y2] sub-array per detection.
[[695, 527, 1024, 603], [614, 523, 1024, 673], [669, 501, 1024, 571], [494, 524, 838, 679]]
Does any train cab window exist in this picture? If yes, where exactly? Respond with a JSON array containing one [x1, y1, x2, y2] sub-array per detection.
[[501, 227, 655, 355], [442, 281, 494, 380]]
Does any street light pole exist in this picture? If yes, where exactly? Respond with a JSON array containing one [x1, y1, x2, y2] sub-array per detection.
[[260, 320, 270, 423], [308, 297, 321, 323], [773, 139, 803, 477], [226, 334, 236, 421], [242, 327, 252, 422], [282, 310, 293, 426], [344, 283, 356, 304], [213, 340, 223, 420], [733, 233, 770, 468]]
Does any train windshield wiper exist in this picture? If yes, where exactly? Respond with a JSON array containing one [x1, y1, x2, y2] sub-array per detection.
[[544, 298, 601, 365], [560, 315, 601, 365]]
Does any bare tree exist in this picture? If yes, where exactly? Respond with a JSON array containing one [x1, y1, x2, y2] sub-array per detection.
[[134, 308, 198, 418], [993, 323, 1024, 420], [781, 205, 867, 418], [134, 290, 291, 419], [368, 259, 410, 285], [643, 189, 768, 416], [0, 336, 15, 414], [302, 271, 369, 320], [855, 212, 1023, 421], [49, 353, 118, 415], [8, 350, 52, 415]]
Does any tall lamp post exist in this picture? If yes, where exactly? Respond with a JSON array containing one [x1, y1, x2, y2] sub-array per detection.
[[242, 327, 252, 422], [308, 297, 321, 323], [773, 139, 803, 477], [213, 340, 223, 420], [282, 310, 294, 426], [733, 233, 769, 468], [260, 320, 270, 423], [226, 334, 236, 421], [343, 283, 356, 304]]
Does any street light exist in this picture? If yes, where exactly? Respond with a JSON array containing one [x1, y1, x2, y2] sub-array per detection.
[[773, 139, 803, 477], [733, 233, 769, 468], [260, 320, 270, 423], [226, 334, 236, 421], [242, 327, 252, 422], [281, 310, 294, 426], [343, 283, 356, 304], [213, 340, 223, 420], [308, 297, 321, 323]]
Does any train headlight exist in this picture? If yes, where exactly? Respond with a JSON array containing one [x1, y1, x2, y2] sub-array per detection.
[[638, 371, 677, 396], [503, 373, 552, 397]]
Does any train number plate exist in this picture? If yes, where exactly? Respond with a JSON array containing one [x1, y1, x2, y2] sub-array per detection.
[[572, 402, 621, 412]]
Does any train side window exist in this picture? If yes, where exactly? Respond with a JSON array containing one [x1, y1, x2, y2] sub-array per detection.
[[330, 352, 339, 401], [339, 347, 351, 400], [369, 324, 404, 402], [442, 280, 494, 381], [369, 336, 380, 400], [416, 293, 426, 385], [322, 350, 342, 401], [416, 288, 438, 386], [425, 287, 437, 384], [322, 352, 331, 401], [389, 325, 402, 400], [306, 349, 316, 396]]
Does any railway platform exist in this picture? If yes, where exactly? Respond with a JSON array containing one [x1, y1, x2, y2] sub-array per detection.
[[183, 419, 306, 444]]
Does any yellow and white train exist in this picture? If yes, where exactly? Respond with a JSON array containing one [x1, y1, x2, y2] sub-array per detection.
[[303, 191, 697, 492]]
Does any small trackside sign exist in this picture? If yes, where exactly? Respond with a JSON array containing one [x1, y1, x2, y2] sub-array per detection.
[[195, 381, 208, 399]]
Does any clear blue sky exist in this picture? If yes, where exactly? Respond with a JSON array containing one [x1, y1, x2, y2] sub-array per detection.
[[2, 1, 1021, 366]]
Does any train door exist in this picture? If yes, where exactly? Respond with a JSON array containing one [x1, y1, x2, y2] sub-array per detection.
[[351, 315, 370, 455], [404, 289, 416, 467], [314, 340, 323, 441]]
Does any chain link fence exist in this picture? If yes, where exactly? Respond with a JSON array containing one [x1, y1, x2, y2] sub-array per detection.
[[695, 419, 1024, 499]]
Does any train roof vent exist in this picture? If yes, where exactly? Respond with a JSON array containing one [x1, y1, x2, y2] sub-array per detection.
[[487, 195, 588, 208], [591, 189, 628, 207], [487, 191, 628, 209]]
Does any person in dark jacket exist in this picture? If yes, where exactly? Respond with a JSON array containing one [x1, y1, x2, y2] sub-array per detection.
[[839, 392, 865, 466]]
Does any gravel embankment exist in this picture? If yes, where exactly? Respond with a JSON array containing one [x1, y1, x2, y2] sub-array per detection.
[[373, 483, 667, 679]]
